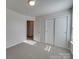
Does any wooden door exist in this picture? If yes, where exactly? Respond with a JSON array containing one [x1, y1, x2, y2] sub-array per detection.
[[27, 21, 34, 40]]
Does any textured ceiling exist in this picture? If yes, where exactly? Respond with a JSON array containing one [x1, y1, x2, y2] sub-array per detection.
[[7, 0, 73, 16]]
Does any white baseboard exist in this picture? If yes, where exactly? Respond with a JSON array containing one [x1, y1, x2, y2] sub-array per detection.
[[6, 41, 24, 49]]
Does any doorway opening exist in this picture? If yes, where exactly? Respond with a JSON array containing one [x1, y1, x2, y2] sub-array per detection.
[[27, 21, 34, 40]]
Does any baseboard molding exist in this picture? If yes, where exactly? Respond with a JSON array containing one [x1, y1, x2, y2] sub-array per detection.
[[6, 41, 24, 49]]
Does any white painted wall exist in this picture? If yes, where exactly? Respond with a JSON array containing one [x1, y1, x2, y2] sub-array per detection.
[[6, 8, 34, 48]]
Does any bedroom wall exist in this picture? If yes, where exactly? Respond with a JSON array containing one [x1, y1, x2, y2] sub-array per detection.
[[6, 8, 34, 48]]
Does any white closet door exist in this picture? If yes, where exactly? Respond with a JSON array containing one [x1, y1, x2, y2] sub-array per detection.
[[55, 16, 67, 48], [45, 19, 54, 45]]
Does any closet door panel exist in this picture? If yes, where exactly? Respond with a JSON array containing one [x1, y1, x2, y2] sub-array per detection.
[[55, 16, 67, 48], [45, 19, 54, 45]]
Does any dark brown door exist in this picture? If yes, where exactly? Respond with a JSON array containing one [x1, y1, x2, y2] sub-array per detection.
[[27, 21, 34, 40]]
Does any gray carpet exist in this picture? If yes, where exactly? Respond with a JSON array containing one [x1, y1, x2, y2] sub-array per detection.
[[6, 42, 72, 59]]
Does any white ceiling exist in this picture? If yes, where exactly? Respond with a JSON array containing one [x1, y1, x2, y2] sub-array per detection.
[[7, 0, 73, 16]]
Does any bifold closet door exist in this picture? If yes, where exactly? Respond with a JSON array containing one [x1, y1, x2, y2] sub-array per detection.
[[55, 16, 67, 48], [45, 19, 54, 45]]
